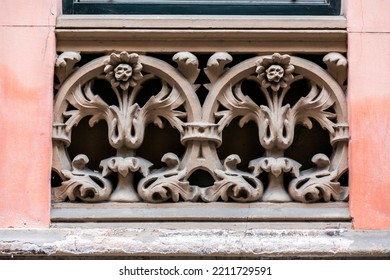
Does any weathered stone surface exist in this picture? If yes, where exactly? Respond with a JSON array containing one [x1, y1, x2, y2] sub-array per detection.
[[1, 225, 390, 258]]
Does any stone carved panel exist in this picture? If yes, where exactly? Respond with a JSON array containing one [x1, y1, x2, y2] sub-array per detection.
[[52, 51, 348, 203]]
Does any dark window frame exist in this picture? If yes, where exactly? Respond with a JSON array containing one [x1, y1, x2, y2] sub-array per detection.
[[62, 0, 341, 15]]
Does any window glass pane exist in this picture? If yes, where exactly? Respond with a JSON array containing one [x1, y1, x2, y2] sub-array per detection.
[[77, 0, 328, 3], [63, 0, 340, 16]]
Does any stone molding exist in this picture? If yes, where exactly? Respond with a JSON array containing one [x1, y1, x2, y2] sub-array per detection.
[[56, 15, 347, 29], [55, 16, 347, 53], [51, 202, 350, 222], [2, 225, 390, 258]]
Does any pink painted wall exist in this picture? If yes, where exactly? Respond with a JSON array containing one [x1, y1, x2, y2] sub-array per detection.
[[0, 0, 58, 228], [346, 0, 390, 229]]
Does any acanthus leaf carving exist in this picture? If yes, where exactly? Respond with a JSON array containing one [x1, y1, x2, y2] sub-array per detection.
[[63, 81, 109, 135], [141, 82, 187, 136], [100, 156, 152, 178], [288, 154, 341, 203], [138, 153, 200, 202], [249, 157, 301, 202], [323, 52, 348, 89], [52, 154, 112, 202], [204, 52, 233, 90], [215, 84, 261, 134], [172, 52, 200, 88], [55, 51, 81, 90], [203, 155, 263, 202], [292, 82, 337, 135]]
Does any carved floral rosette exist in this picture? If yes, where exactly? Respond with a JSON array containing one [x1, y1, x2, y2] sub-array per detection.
[[52, 51, 348, 203]]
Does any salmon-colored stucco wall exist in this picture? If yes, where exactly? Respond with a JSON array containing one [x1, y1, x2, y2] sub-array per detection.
[[0, 0, 58, 227], [346, 0, 390, 229]]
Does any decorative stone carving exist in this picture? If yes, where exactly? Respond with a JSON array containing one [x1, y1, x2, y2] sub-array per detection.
[[138, 153, 200, 202], [204, 154, 264, 202], [55, 51, 81, 90], [323, 52, 348, 88], [204, 52, 233, 90], [100, 156, 152, 202], [288, 154, 342, 203], [173, 52, 200, 86], [52, 51, 348, 204], [104, 52, 143, 90], [181, 122, 221, 145], [255, 53, 295, 92], [52, 155, 112, 202]]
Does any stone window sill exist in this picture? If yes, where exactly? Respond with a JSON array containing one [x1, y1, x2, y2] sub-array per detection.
[[56, 15, 346, 29], [2, 224, 390, 258]]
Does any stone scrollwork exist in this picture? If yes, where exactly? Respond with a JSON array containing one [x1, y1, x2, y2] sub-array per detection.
[[288, 154, 345, 203], [323, 52, 348, 89], [138, 153, 200, 203], [54, 51, 81, 90], [52, 154, 112, 202], [52, 51, 348, 204], [204, 154, 264, 202]]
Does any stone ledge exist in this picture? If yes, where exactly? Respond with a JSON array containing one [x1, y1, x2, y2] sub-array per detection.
[[56, 29, 347, 53], [56, 15, 346, 30], [51, 202, 351, 222], [55, 15, 347, 53], [1, 224, 390, 258]]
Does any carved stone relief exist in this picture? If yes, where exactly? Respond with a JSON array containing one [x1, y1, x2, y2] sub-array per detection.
[[52, 51, 348, 203]]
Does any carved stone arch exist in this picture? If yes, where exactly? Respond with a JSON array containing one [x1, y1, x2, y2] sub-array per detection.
[[52, 53, 203, 202], [53, 54, 202, 123], [202, 54, 348, 203], [202, 55, 347, 123]]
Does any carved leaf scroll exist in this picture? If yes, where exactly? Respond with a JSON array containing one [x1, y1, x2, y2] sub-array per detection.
[[204, 52, 233, 89], [215, 84, 262, 134], [63, 81, 109, 134], [141, 82, 187, 135], [203, 155, 263, 202], [291, 82, 337, 135], [138, 153, 200, 202], [52, 155, 112, 202], [288, 154, 341, 203], [173, 52, 200, 86], [323, 52, 348, 88], [55, 51, 81, 90]]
